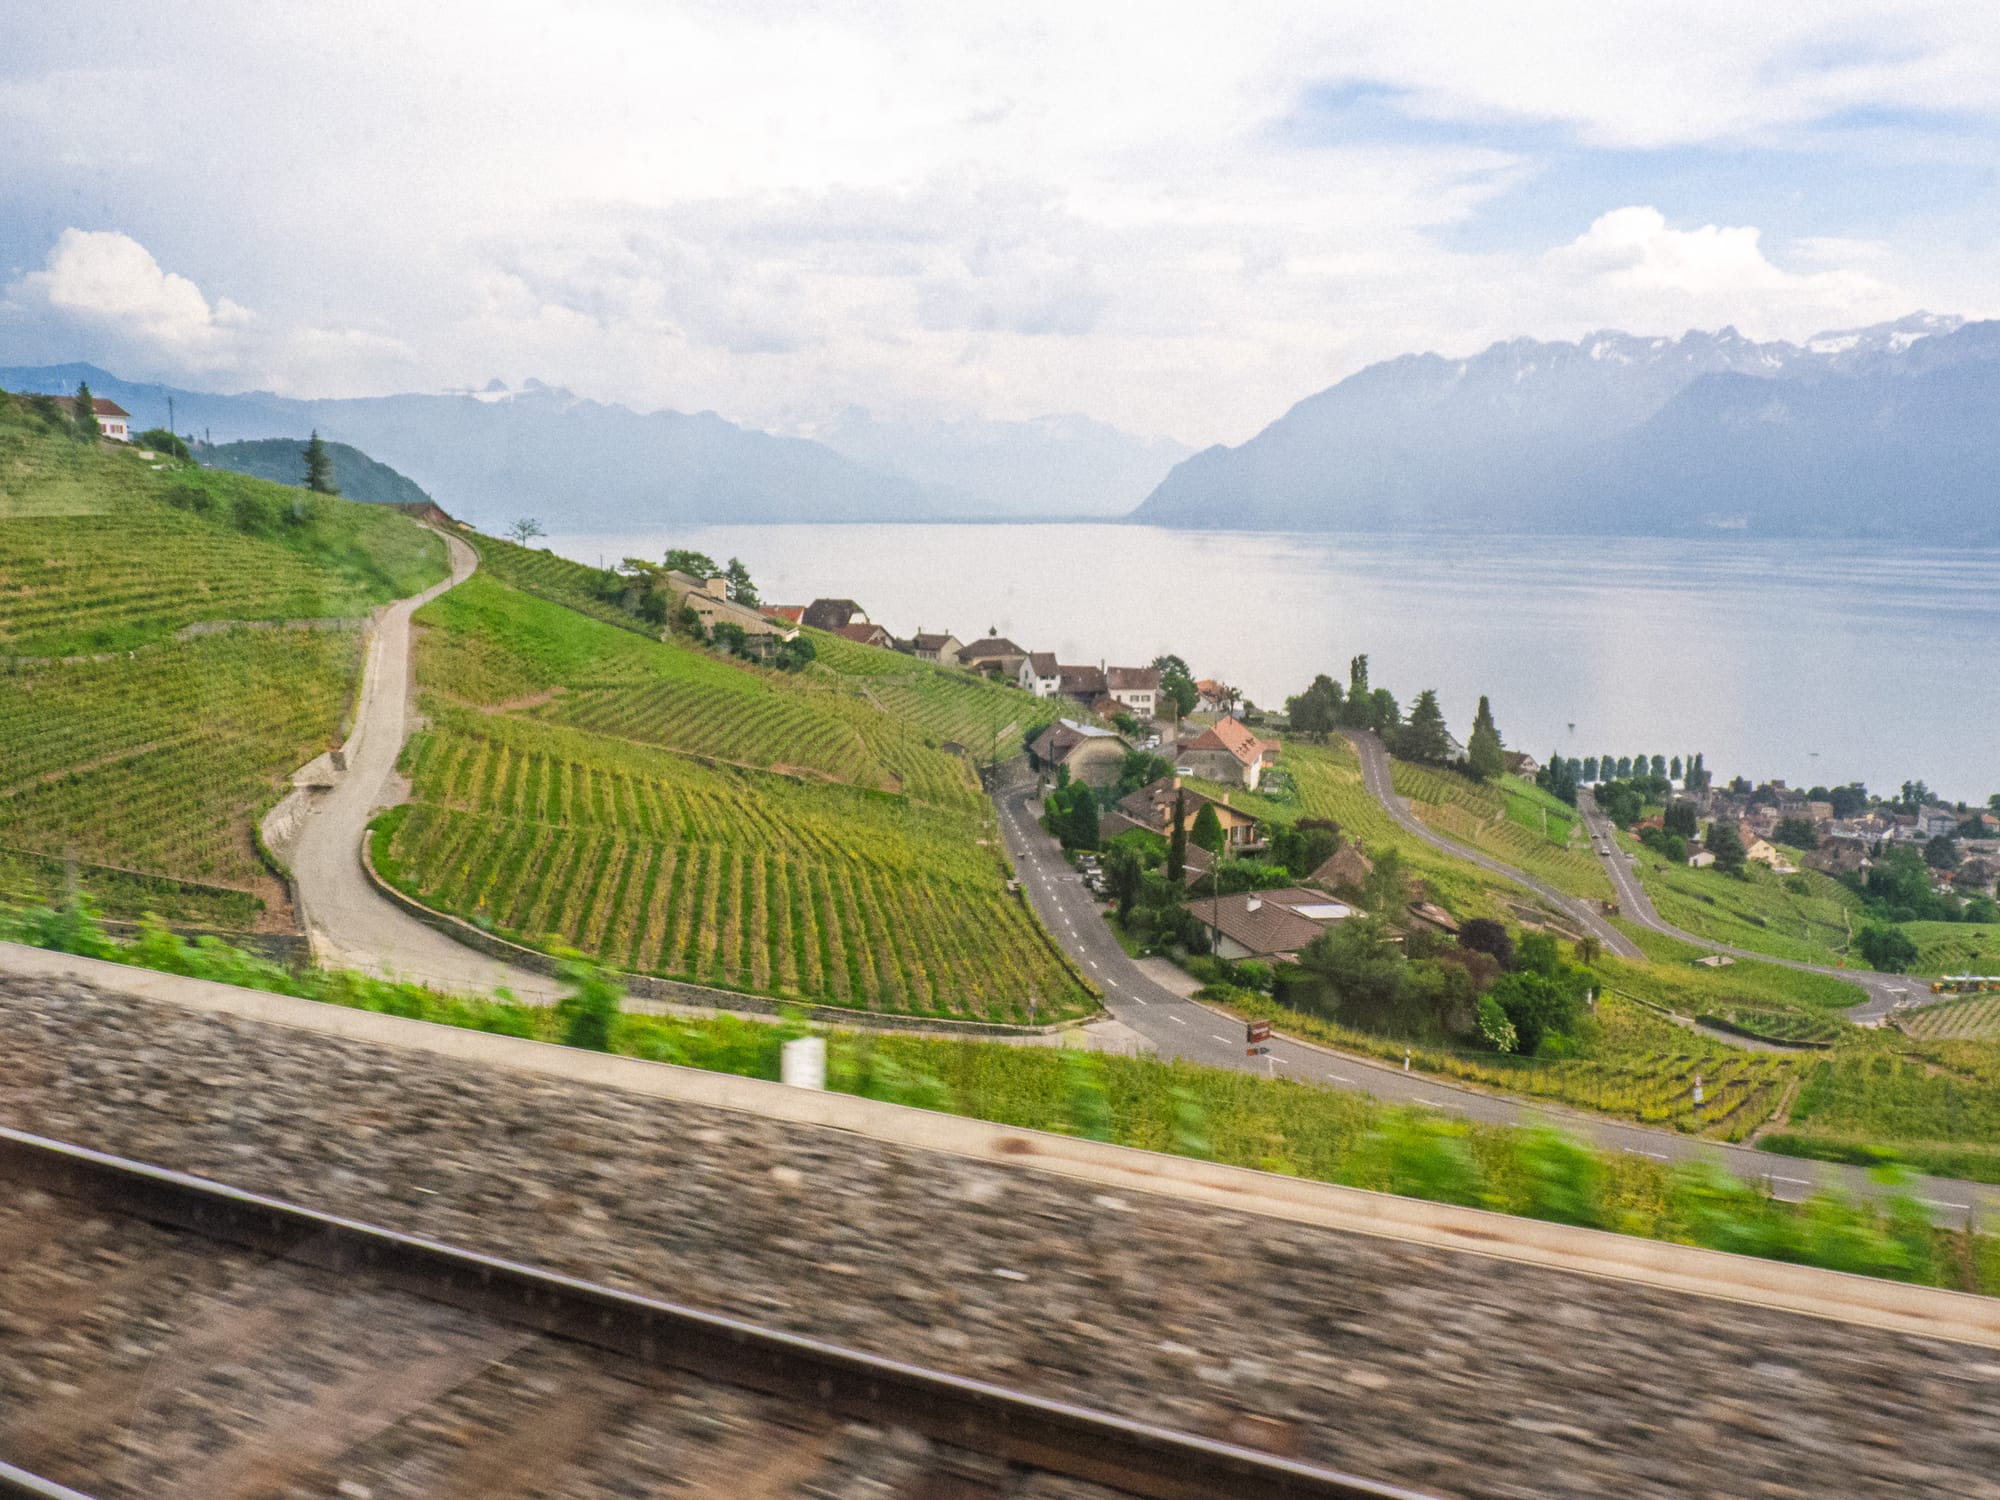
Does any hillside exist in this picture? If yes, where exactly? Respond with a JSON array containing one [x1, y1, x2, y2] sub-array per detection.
[[0, 393, 448, 926], [198, 437, 434, 509], [1133, 313, 2000, 538], [379, 557, 1085, 1021]]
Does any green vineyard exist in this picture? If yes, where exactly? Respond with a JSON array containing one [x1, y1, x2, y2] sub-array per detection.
[[1900, 996, 2000, 1042], [0, 628, 363, 909], [392, 573, 1093, 1022], [1389, 760, 1612, 901]]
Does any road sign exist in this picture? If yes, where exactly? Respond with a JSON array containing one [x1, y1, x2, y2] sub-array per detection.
[[1246, 1019, 1271, 1044]]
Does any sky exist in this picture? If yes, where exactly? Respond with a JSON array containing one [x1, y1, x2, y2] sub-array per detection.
[[4, 1, 1999, 446]]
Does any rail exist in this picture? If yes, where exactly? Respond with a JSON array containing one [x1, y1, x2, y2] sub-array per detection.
[[0, 1125, 1434, 1500]]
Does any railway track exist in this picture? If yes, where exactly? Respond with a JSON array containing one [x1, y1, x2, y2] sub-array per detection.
[[0, 1126, 1430, 1500]]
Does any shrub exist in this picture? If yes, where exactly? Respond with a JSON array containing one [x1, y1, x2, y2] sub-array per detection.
[[554, 952, 621, 1050]]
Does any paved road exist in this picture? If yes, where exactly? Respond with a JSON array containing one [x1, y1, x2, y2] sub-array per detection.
[[1572, 790, 1917, 1024], [286, 533, 566, 1003], [993, 783, 1999, 1216], [1345, 730, 1644, 960]]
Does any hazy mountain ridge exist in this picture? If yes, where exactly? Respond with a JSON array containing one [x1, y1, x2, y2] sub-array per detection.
[[1133, 313, 2000, 538], [0, 365, 1182, 528], [198, 437, 434, 508]]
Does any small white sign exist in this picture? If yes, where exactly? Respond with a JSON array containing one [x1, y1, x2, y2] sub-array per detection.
[[781, 1036, 827, 1091]]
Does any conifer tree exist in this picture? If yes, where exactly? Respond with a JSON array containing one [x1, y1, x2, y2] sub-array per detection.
[[1191, 801, 1225, 856], [1467, 693, 1505, 781], [73, 381, 101, 441], [303, 430, 339, 494], [1167, 788, 1188, 882], [1398, 688, 1452, 764]]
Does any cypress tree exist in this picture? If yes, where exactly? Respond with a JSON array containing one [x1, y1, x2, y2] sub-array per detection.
[[1167, 788, 1187, 882], [303, 429, 339, 494], [1467, 693, 1505, 781], [73, 381, 101, 441], [1190, 801, 1225, 856]]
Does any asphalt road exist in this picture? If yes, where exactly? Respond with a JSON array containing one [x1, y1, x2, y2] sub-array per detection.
[[1572, 790, 1918, 1024], [286, 532, 567, 1003], [993, 783, 1998, 1216], [1345, 730, 1644, 960]]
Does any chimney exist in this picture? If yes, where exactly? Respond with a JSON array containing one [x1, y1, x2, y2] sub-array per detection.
[[1171, 776, 1181, 789], [1221, 792, 1231, 806], [1246, 898, 1262, 912]]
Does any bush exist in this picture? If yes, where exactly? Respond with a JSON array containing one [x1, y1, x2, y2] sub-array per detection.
[[554, 953, 621, 1050]]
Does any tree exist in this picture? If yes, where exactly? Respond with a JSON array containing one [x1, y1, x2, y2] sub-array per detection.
[[1925, 833, 1960, 871], [773, 634, 816, 672], [506, 517, 546, 545], [664, 547, 720, 578], [1458, 917, 1515, 971], [1581, 756, 1599, 784], [1991, 793, 2000, 816], [1615, 756, 1632, 778], [723, 556, 759, 605], [1151, 654, 1199, 722], [1466, 695, 1505, 781], [1685, 753, 1709, 792], [1360, 846, 1407, 915], [1294, 915, 1407, 1026], [1857, 922, 1919, 973], [1397, 689, 1452, 764], [709, 621, 749, 656], [1347, 653, 1370, 704], [73, 381, 101, 441], [1774, 816, 1819, 850], [302, 429, 338, 494], [1104, 843, 1144, 920], [1167, 788, 1188, 882], [1190, 801, 1225, 856], [1706, 818, 1747, 876], [135, 427, 191, 460], [1650, 754, 1668, 780], [1669, 755, 1682, 782], [1663, 800, 1700, 839], [1285, 674, 1345, 737]]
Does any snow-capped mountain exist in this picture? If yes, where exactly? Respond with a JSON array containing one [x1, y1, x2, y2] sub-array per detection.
[[1132, 313, 1998, 538]]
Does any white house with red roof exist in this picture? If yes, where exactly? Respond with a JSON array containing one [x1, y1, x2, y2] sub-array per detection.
[[1177, 715, 1280, 790]]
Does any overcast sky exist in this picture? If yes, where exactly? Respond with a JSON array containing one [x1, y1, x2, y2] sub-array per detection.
[[4, 1, 1998, 444]]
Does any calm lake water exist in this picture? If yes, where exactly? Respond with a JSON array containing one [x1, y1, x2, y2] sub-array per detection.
[[545, 525, 2000, 803]]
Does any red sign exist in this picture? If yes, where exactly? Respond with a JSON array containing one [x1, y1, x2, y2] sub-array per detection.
[[1246, 1019, 1271, 1044]]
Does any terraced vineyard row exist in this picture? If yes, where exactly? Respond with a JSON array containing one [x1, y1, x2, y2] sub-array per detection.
[[386, 710, 1090, 1020], [1900, 997, 2000, 1041], [0, 628, 362, 896], [1390, 761, 1611, 901], [1904, 921, 2000, 979]]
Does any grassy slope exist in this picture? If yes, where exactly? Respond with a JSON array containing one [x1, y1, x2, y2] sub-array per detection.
[[1390, 759, 1612, 901], [387, 570, 1090, 1021], [0, 397, 448, 924]]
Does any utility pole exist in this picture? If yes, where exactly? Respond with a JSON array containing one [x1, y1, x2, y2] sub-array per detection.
[[167, 395, 175, 443]]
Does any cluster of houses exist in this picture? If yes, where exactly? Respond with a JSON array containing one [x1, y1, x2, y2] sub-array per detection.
[[742, 596, 1280, 791], [1664, 782, 2000, 895]]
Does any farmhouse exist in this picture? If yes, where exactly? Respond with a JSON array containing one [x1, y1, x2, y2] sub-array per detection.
[[1308, 844, 1374, 893], [665, 571, 797, 642], [1105, 665, 1161, 719], [1018, 652, 1062, 698], [831, 621, 894, 648], [1177, 715, 1280, 790], [1057, 664, 1107, 709], [959, 636, 1027, 678], [1187, 888, 1357, 961], [802, 598, 866, 631], [46, 394, 131, 441], [908, 632, 963, 667], [1117, 775, 1262, 850], [1028, 718, 1130, 788]]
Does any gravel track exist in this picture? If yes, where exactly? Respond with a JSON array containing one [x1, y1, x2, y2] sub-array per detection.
[[5, 973, 2000, 1497]]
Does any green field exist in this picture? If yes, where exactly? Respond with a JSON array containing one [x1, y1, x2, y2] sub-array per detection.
[[0, 397, 444, 655], [1622, 833, 1868, 965], [1900, 995, 2000, 1042], [0, 398, 447, 924], [1390, 760, 1611, 900], [386, 573, 1091, 1021]]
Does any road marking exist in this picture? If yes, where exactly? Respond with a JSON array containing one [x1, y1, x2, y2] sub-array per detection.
[[1770, 1175, 1812, 1187], [1131, 996, 1148, 1006], [1169, 1015, 1188, 1026], [1325, 1072, 1353, 1083], [1087, 959, 1099, 969], [1210, 1034, 1230, 1044], [1922, 1198, 1967, 1212]]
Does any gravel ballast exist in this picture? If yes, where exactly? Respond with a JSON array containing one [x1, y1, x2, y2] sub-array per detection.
[[4, 973, 2000, 1499]]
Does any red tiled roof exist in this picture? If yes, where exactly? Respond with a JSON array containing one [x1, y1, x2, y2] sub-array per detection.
[[1181, 715, 1275, 768]]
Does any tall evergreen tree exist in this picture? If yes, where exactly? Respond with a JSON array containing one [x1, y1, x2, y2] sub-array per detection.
[[1398, 688, 1452, 764], [1167, 788, 1188, 882], [73, 381, 101, 441], [1670, 755, 1683, 782], [302, 430, 339, 494], [1190, 801, 1225, 856], [723, 556, 759, 605], [1581, 756, 1599, 783], [1466, 693, 1505, 781]]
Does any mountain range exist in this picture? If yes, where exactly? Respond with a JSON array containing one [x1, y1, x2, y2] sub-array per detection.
[[0, 365, 1184, 530], [1133, 313, 2000, 539]]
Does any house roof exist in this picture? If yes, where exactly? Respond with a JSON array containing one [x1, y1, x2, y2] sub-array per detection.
[[1309, 845, 1374, 891], [1187, 888, 1354, 958], [912, 632, 960, 651], [802, 598, 864, 630], [1058, 664, 1107, 695], [1116, 775, 1260, 832], [762, 605, 806, 624], [1180, 715, 1276, 768], [1031, 717, 1126, 764], [1024, 651, 1059, 678], [48, 395, 131, 419], [832, 621, 890, 643], [1106, 666, 1160, 692], [1195, 678, 1228, 697], [960, 636, 1023, 661]]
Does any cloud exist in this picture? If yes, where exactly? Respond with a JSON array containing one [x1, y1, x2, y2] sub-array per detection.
[[5, 228, 250, 366], [1543, 206, 1902, 333]]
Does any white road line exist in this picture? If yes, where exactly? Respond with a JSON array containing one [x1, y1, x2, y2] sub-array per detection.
[[1770, 1175, 1812, 1187], [1325, 1073, 1353, 1083], [1169, 1015, 1188, 1026], [1922, 1199, 1967, 1212], [1211, 1034, 1231, 1044], [1087, 959, 1099, 969], [1131, 996, 1148, 1006]]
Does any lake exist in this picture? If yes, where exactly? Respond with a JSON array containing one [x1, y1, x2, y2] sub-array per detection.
[[544, 525, 2000, 804]]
